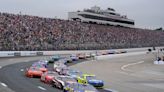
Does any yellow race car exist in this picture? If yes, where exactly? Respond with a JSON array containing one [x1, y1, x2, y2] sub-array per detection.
[[77, 74, 104, 88]]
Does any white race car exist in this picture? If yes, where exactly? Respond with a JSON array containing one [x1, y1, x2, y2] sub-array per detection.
[[51, 76, 77, 89]]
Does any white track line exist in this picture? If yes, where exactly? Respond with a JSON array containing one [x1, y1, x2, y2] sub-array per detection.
[[0, 82, 8, 87], [0, 66, 2, 69], [104, 88, 119, 92], [38, 86, 46, 91], [20, 69, 24, 71], [121, 61, 144, 72]]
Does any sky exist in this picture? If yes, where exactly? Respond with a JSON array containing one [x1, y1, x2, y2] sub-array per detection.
[[0, 0, 163, 29]]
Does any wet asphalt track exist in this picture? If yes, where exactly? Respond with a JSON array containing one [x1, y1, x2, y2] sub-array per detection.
[[0, 59, 111, 92]]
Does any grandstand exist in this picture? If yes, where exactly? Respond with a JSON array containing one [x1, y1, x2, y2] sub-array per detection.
[[0, 12, 164, 51]]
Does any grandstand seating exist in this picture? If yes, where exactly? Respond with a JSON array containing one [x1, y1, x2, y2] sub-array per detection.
[[0, 12, 164, 51]]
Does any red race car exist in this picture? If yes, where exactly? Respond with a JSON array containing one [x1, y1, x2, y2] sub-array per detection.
[[41, 71, 59, 84], [78, 53, 86, 59], [25, 67, 43, 78]]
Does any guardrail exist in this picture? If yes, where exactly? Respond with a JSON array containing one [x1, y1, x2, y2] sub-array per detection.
[[95, 51, 147, 60], [0, 46, 163, 57]]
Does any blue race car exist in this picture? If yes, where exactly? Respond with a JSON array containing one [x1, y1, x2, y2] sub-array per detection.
[[70, 54, 78, 61], [77, 74, 104, 88], [32, 60, 48, 68], [49, 55, 61, 63]]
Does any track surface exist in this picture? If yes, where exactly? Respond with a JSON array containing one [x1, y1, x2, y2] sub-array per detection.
[[0, 57, 110, 92], [71, 52, 164, 92], [1, 51, 164, 92], [0, 61, 61, 92]]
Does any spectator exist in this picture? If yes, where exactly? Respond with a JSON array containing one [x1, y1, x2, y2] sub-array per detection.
[[0, 12, 164, 51]]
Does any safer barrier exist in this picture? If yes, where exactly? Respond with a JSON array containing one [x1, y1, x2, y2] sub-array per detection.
[[0, 46, 163, 57]]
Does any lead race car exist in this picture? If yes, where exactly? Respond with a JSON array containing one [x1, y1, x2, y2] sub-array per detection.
[[77, 74, 104, 88]]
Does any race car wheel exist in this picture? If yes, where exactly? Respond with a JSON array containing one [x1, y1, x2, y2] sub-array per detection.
[[58, 83, 63, 89], [30, 75, 33, 78], [52, 82, 56, 87], [45, 79, 48, 83], [28, 74, 33, 78]]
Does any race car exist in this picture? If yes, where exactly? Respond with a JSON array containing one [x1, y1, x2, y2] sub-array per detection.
[[77, 74, 104, 88], [64, 83, 98, 92], [85, 53, 92, 58], [41, 71, 59, 84], [107, 50, 127, 54], [78, 53, 86, 59], [49, 55, 61, 63], [39, 60, 49, 66], [55, 66, 70, 75], [101, 51, 108, 55], [54, 62, 67, 72], [116, 50, 127, 54], [25, 67, 43, 78], [107, 50, 116, 54], [64, 57, 73, 63], [51, 76, 77, 89], [66, 69, 83, 80], [58, 59, 67, 65], [91, 52, 97, 57], [32, 60, 48, 68], [32, 64, 48, 72], [70, 54, 79, 61]]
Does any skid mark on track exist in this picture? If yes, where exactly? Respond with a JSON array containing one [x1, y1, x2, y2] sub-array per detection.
[[38, 86, 47, 91], [121, 61, 144, 72]]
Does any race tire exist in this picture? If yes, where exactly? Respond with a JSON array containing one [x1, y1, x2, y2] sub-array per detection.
[[58, 83, 63, 89], [52, 82, 56, 87], [28, 74, 33, 78]]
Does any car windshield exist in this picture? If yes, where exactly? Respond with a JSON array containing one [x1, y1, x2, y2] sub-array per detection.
[[32, 64, 44, 67], [86, 76, 96, 80], [30, 67, 40, 71]]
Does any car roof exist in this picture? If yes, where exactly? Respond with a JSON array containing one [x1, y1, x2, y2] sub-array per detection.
[[83, 74, 95, 77]]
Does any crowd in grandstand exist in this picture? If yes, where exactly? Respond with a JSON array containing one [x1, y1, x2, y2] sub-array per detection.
[[0, 12, 164, 51]]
